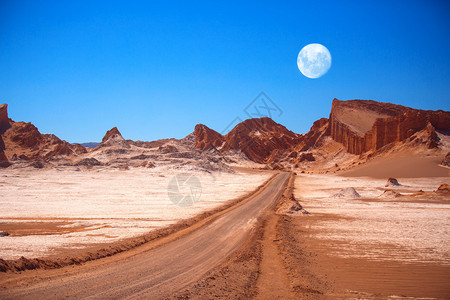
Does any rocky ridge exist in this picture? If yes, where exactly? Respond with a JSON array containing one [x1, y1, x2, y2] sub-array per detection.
[[1, 99, 449, 172]]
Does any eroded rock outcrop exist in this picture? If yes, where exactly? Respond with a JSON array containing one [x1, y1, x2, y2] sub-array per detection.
[[97, 127, 130, 149], [0, 104, 11, 133], [299, 117, 330, 150], [0, 104, 86, 161], [2, 122, 82, 160], [329, 99, 450, 155], [436, 184, 450, 194], [221, 117, 303, 163], [193, 124, 224, 150], [74, 158, 102, 166], [385, 177, 401, 187], [0, 105, 12, 166]]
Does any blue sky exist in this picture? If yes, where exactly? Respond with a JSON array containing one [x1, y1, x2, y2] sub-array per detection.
[[1, 0, 449, 143]]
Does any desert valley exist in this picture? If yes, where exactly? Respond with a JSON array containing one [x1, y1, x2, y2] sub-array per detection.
[[0, 98, 448, 299]]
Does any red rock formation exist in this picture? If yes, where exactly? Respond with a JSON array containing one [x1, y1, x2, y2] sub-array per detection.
[[292, 117, 330, 153], [193, 124, 224, 150], [5, 122, 44, 149], [44, 144, 74, 159], [0, 104, 12, 166], [0, 104, 11, 133], [98, 127, 130, 149], [102, 127, 121, 142], [297, 153, 315, 162], [0, 104, 86, 160], [71, 144, 88, 154], [304, 118, 330, 146], [0, 136, 5, 154], [221, 117, 303, 163], [3, 122, 85, 159], [329, 99, 450, 155], [436, 184, 450, 194], [0, 105, 10, 167]]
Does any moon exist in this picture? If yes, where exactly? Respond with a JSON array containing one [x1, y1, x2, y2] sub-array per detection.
[[297, 43, 332, 79]]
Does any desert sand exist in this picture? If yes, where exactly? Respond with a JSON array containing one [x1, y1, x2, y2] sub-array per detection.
[[0, 167, 271, 259], [290, 173, 450, 298]]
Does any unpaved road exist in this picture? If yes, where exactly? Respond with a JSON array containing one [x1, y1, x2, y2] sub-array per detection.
[[0, 172, 289, 299]]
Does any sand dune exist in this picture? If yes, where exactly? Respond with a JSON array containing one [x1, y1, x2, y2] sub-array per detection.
[[342, 153, 449, 178]]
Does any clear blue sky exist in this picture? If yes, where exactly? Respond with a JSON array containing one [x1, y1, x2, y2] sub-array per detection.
[[1, 0, 449, 143]]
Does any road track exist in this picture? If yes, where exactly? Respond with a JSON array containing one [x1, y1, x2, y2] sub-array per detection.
[[0, 172, 290, 299]]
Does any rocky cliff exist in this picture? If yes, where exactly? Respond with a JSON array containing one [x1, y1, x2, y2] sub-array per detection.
[[329, 99, 450, 155]]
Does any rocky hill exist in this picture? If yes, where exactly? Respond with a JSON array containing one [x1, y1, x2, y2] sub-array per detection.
[[96, 127, 130, 149], [221, 117, 303, 164], [1, 99, 448, 171], [186, 99, 449, 170], [0, 104, 87, 166], [188, 117, 303, 164]]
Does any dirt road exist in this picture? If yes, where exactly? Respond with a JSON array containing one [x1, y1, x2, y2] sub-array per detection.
[[0, 172, 290, 299]]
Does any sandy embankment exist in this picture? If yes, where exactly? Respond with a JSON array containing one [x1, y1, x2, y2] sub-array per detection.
[[0, 167, 272, 263], [342, 152, 449, 178]]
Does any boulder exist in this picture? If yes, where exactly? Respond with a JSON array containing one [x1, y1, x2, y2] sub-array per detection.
[[385, 177, 401, 187], [436, 184, 450, 194]]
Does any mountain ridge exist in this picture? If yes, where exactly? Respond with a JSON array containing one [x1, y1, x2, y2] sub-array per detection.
[[1, 99, 448, 172]]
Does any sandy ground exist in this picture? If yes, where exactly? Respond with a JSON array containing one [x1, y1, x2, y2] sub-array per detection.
[[1, 168, 447, 298], [0, 173, 289, 299], [291, 173, 450, 298], [0, 167, 271, 259], [342, 153, 449, 178]]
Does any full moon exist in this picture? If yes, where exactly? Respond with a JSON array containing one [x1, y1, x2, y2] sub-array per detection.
[[297, 43, 332, 78]]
